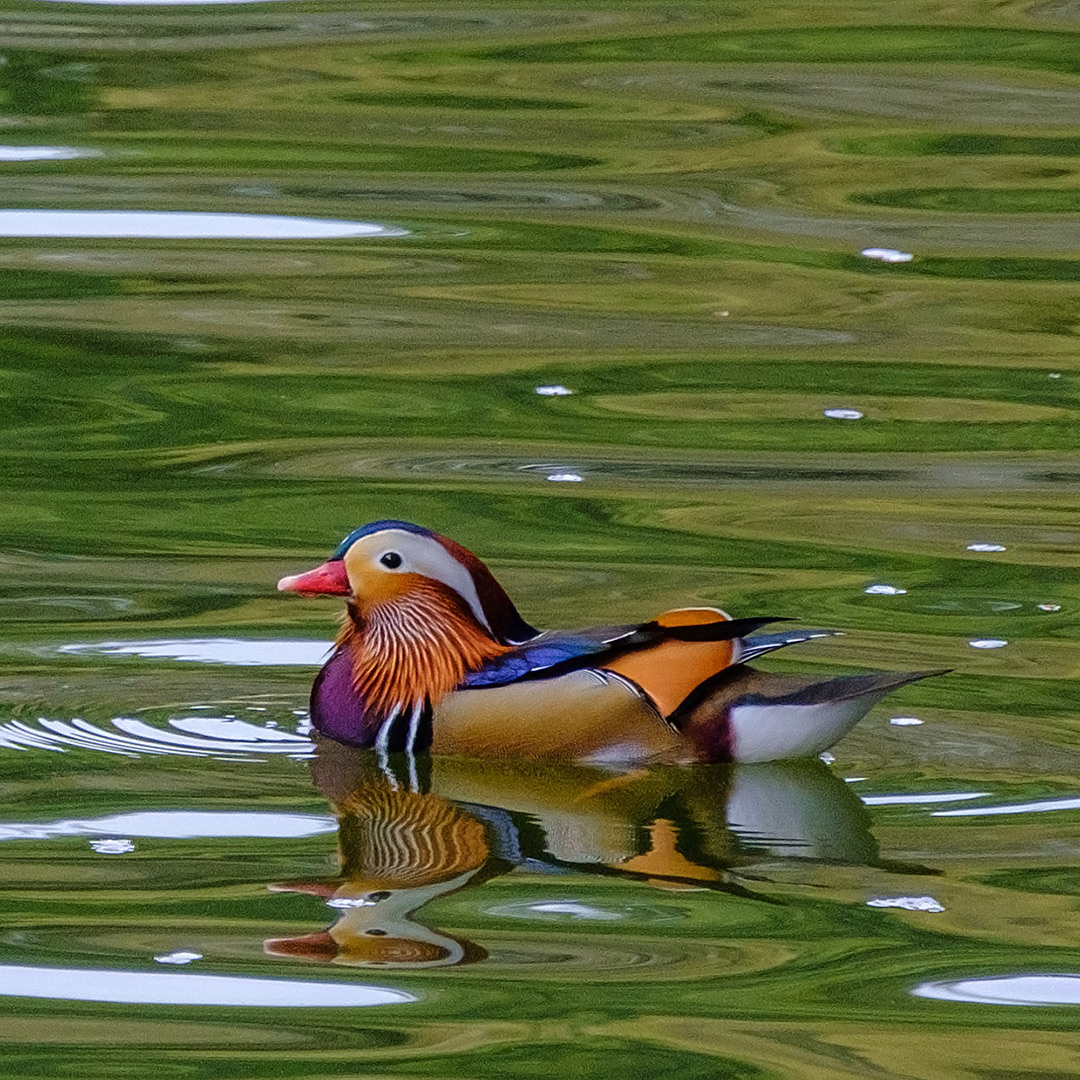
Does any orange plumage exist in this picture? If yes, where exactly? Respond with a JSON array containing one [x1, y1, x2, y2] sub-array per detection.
[[280, 520, 945, 762], [337, 578, 512, 720]]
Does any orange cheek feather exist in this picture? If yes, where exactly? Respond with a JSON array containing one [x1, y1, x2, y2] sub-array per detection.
[[347, 568, 426, 609]]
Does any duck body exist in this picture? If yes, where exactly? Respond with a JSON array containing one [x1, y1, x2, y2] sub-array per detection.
[[279, 520, 943, 764]]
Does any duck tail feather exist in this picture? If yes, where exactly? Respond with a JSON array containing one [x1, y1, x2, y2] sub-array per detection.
[[771, 668, 951, 706], [649, 615, 786, 644]]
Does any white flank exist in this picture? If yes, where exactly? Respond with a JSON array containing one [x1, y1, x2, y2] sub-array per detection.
[[730, 697, 881, 763]]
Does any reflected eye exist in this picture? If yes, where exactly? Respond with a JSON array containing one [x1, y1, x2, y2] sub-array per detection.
[[379, 552, 402, 569]]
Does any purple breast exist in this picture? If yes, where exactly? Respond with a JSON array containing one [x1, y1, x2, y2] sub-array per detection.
[[310, 648, 376, 747]]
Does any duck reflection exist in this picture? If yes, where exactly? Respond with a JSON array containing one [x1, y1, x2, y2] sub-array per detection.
[[266, 719, 930, 970], [266, 771, 492, 967]]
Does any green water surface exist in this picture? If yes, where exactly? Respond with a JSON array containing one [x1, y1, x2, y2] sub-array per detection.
[[1, 1, 1080, 1077]]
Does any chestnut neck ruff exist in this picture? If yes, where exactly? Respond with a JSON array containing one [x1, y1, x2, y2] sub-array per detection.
[[338, 580, 513, 721]]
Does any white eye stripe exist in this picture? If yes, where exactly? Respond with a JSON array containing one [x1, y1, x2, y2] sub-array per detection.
[[354, 530, 493, 633]]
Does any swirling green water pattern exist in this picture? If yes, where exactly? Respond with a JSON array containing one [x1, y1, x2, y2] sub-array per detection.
[[1, 1, 1080, 1077]]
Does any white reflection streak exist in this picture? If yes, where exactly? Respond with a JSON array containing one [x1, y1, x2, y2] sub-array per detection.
[[860, 792, 989, 806], [0, 210, 406, 240], [0, 965, 414, 1008], [0, 810, 337, 842], [169, 716, 309, 741], [60, 638, 334, 666], [913, 975, 1080, 1006], [934, 796, 1080, 817], [0, 146, 100, 161]]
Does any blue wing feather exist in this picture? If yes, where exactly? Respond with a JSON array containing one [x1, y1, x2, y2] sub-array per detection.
[[459, 630, 633, 688], [459, 617, 790, 690]]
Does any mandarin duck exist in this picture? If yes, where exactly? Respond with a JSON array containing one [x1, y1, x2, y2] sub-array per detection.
[[278, 520, 943, 765]]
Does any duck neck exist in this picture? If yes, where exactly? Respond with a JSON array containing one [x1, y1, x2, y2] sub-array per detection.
[[339, 583, 513, 724]]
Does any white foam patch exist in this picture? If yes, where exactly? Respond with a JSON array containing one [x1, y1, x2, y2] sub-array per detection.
[[487, 899, 626, 921], [90, 838, 134, 854], [154, 952, 202, 965], [867, 895, 944, 912], [861, 247, 913, 263]]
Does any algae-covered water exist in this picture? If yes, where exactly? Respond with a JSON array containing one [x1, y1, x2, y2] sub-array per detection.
[[2, 2, 1080, 1076]]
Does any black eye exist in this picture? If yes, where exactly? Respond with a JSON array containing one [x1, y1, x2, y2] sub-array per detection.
[[368, 891, 391, 902], [380, 552, 402, 569], [365, 928, 387, 936]]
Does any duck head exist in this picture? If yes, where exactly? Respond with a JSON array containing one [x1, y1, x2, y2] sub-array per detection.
[[278, 521, 538, 746]]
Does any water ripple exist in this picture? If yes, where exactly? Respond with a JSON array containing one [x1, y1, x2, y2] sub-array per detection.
[[586, 68, 1080, 126], [0, 713, 315, 759], [477, 937, 787, 979], [253, 449, 1080, 493]]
